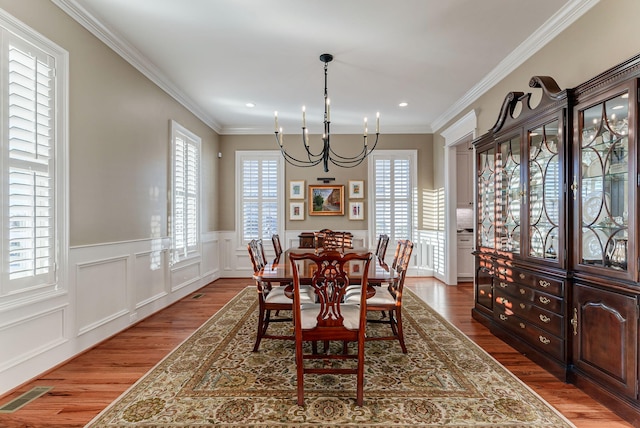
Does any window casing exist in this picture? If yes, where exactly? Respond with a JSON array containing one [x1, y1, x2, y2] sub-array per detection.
[[368, 150, 417, 245], [170, 121, 201, 264], [236, 151, 284, 244], [0, 12, 68, 302]]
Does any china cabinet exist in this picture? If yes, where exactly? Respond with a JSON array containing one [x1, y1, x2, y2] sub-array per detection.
[[472, 53, 640, 425], [472, 75, 570, 380]]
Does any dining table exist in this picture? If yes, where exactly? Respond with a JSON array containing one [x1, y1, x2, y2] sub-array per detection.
[[253, 248, 395, 298]]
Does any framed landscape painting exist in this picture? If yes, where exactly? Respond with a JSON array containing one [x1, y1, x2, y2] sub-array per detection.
[[309, 185, 344, 216]]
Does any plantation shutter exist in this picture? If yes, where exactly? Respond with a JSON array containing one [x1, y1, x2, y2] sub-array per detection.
[[372, 154, 413, 244], [172, 125, 200, 261], [5, 38, 56, 290], [240, 156, 280, 242]]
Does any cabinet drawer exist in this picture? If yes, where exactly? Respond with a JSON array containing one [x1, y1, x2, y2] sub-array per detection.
[[505, 268, 564, 297], [495, 289, 563, 337], [494, 306, 564, 361], [495, 281, 563, 313]]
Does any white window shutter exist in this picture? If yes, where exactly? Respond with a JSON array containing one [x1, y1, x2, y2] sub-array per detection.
[[171, 122, 200, 263], [6, 40, 56, 289]]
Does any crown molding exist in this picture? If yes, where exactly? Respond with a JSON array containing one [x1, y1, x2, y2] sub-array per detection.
[[431, 0, 600, 133], [51, 0, 222, 133]]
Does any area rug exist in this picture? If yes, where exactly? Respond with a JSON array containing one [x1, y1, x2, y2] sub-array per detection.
[[86, 287, 575, 427]]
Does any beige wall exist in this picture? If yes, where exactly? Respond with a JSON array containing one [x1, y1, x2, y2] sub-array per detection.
[[0, 0, 220, 246], [435, 0, 640, 140], [219, 133, 433, 231]]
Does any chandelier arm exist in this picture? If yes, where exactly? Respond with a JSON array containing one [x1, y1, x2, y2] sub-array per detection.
[[328, 133, 379, 161], [275, 133, 325, 166]]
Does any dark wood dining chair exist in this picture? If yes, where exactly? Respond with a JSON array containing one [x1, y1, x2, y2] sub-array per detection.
[[248, 240, 313, 352], [289, 250, 372, 407], [346, 240, 414, 353]]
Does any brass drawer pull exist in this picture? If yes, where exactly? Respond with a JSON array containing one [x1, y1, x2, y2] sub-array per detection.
[[538, 279, 550, 288], [539, 314, 551, 323], [539, 296, 550, 305], [499, 268, 507, 275], [500, 282, 508, 288], [499, 314, 508, 321], [519, 273, 525, 279], [519, 303, 525, 309], [519, 322, 525, 329], [539, 335, 550, 345], [519, 288, 526, 295]]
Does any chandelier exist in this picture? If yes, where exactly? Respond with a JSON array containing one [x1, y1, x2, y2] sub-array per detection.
[[274, 53, 380, 172]]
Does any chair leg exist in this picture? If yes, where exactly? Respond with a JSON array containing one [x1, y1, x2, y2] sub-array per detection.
[[356, 338, 365, 406], [252, 306, 266, 352], [296, 340, 305, 406], [394, 309, 407, 354]]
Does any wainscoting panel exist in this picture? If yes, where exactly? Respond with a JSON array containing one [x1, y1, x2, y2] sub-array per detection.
[[0, 306, 67, 372], [76, 255, 129, 335], [170, 260, 201, 292], [134, 249, 168, 308]]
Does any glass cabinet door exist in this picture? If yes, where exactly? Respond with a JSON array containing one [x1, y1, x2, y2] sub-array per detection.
[[577, 90, 629, 273], [478, 147, 496, 249], [497, 136, 521, 254], [528, 120, 560, 261]]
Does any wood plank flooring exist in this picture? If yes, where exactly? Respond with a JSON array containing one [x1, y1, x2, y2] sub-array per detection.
[[0, 277, 633, 428]]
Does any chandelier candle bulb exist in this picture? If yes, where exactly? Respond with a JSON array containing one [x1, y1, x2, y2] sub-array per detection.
[[364, 117, 368, 136], [302, 106, 306, 127], [326, 99, 330, 122], [279, 128, 283, 146], [376, 112, 380, 133], [274, 111, 278, 132]]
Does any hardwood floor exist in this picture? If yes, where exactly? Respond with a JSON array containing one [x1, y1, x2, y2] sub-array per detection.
[[0, 277, 633, 428]]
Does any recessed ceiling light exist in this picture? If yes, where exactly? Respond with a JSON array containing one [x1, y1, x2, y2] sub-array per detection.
[[399, 102, 408, 107], [246, 102, 256, 108]]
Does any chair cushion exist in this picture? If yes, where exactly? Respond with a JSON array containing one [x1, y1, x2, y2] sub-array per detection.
[[345, 287, 395, 305], [300, 303, 362, 330], [264, 286, 314, 304]]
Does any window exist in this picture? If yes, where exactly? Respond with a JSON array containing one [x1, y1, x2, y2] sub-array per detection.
[[236, 151, 284, 243], [170, 121, 201, 263], [1, 13, 67, 299], [369, 150, 416, 245]]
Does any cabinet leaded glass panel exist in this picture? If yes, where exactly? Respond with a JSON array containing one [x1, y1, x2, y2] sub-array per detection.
[[529, 121, 560, 259], [478, 148, 495, 248], [497, 137, 521, 254], [578, 92, 629, 270]]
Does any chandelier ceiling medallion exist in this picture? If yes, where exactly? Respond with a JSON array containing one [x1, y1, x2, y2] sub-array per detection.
[[274, 53, 380, 172]]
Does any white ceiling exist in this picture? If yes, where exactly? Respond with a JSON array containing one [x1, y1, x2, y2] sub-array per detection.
[[54, 0, 597, 135]]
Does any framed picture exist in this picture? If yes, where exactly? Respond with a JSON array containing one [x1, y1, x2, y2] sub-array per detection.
[[349, 201, 364, 220], [290, 202, 304, 220], [290, 180, 305, 199], [349, 180, 364, 199], [309, 184, 344, 216]]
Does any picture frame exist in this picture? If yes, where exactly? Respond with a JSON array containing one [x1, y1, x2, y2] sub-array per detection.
[[349, 201, 364, 220], [290, 202, 305, 220], [309, 184, 344, 216], [349, 180, 364, 199], [290, 180, 305, 199]]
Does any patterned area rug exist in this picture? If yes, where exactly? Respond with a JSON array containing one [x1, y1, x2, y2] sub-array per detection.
[[86, 287, 575, 427]]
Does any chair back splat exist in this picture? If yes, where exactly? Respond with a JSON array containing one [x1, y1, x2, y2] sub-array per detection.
[[272, 234, 283, 258], [289, 250, 372, 407], [375, 234, 389, 261]]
